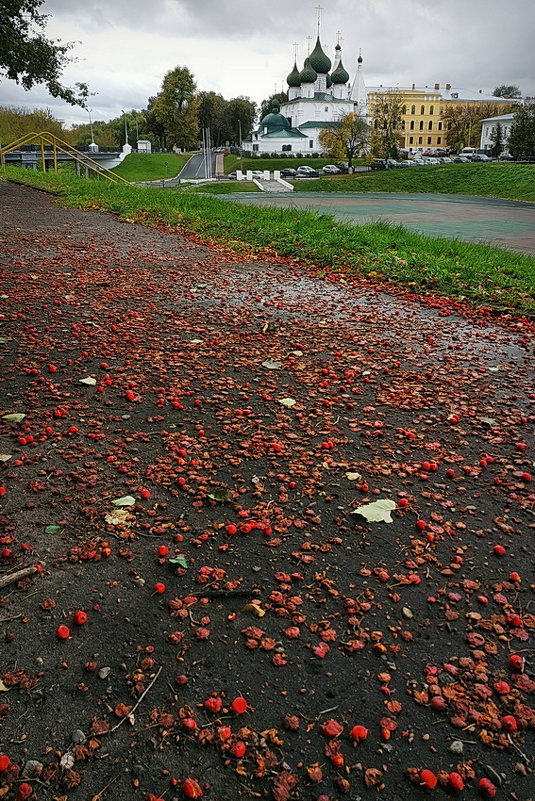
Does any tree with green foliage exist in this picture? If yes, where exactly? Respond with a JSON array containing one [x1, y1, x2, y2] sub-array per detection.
[[489, 121, 504, 157], [369, 92, 404, 158], [493, 85, 521, 99], [0, 0, 86, 105], [508, 103, 535, 160], [319, 112, 369, 167], [198, 91, 227, 146], [225, 96, 257, 145], [259, 92, 288, 121], [443, 102, 517, 150], [0, 104, 66, 143], [150, 66, 199, 150]]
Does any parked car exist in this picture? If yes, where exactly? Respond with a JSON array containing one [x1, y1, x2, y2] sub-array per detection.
[[397, 160, 413, 167], [441, 157, 453, 163], [453, 156, 470, 163], [251, 170, 265, 178], [498, 152, 514, 161], [280, 168, 297, 178], [422, 157, 441, 165], [322, 164, 340, 174], [471, 154, 491, 162], [335, 163, 349, 173], [370, 159, 387, 170], [296, 166, 320, 177], [227, 171, 237, 179]]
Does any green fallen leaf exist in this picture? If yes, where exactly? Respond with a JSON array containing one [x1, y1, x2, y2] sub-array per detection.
[[111, 495, 136, 507], [2, 413, 26, 424], [44, 525, 60, 534], [0, 454, 12, 463], [262, 359, 283, 370], [169, 556, 188, 568], [351, 499, 397, 523], [0, 337, 9, 344], [79, 377, 97, 386], [207, 488, 233, 503], [278, 398, 296, 408], [345, 471, 362, 481]]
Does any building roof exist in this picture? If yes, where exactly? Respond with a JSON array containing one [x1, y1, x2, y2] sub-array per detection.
[[298, 120, 336, 129], [299, 57, 318, 84], [309, 36, 332, 74], [261, 103, 290, 133], [287, 61, 301, 87], [480, 112, 516, 122], [367, 85, 521, 104], [331, 59, 350, 84], [261, 128, 307, 138]]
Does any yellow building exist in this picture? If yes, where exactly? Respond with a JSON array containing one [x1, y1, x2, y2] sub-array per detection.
[[368, 83, 519, 153]]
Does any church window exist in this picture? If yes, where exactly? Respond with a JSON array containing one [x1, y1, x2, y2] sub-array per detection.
[[409, 136, 414, 144], [420, 105, 425, 114], [429, 105, 434, 114], [309, 140, 314, 148], [428, 120, 433, 130], [418, 136, 423, 144], [410, 120, 415, 130], [325, 106, 329, 112], [419, 120, 424, 130], [438, 121, 442, 130], [282, 144, 292, 151], [427, 137, 432, 144], [411, 105, 415, 114], [437, 137, 441, 144], [253, 144, 259, 151], [402, 105, 407, 115]]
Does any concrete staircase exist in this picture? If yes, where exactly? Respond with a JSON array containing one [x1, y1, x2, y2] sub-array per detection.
[[255, 178, 293, 193]]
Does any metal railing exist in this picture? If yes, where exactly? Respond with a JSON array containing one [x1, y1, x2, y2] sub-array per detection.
[[0, 132, 131, 185]]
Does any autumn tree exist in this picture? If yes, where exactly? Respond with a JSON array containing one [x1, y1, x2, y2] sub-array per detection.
[[0, 0, 86, 105], [443, 102, 518, 150], [225, 96, 257, 145], [149, 66, 199, 150], [369, 92, 404, 158], [493, 84, 521, 99], [0, 104, 66, 142], [508, 103, 535, 160], [319, 112, 369, 167]]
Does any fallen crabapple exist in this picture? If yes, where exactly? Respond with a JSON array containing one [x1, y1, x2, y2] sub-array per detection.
[[509, 654, 524, 671], [230, 696, 248, 714], [157, 545, 169, 557], [0, 755, 11, 771], [230, 741, 246, 758], [350, 724, 368, 742], [56, 624, 70, 639], [321, 719, 343, 737], [501, 714, 517, 731], [493, 544, 506, 556], [73, 610, 88, 625], [448, 773, 465, 791], [478, 778, 497, 798], [182, 778, 203, 798], [204, 696, 223, 713], [420, 769, 437, 790], [153, 582, 166, 594]]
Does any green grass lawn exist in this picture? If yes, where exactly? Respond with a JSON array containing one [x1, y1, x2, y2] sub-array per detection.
[[224, 155, 364, 173], [112, 153, 192, 182], [180, 181, 260, 194], [293, 163, 535, 202], [2, 165, 534, 317]]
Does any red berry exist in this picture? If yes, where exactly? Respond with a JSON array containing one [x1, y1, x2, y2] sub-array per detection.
[[478, 777, 497, 798], [140, 488, 151, 499], [157, 545, 169, 557], [515, 442, 526, 451], [350, 724, 368, 742], [181, 717, 197, 731], [445, 468, 455, 477], [0, 487, 7, 496], [415, 520, 427, 531], [230, 696, 248, 714], [493, 544, 506, 556], [420, 769, 437, 789], [493, 681, 510, 695], [183, 778, 203, 798], [217, 725, 231, 742], [204, 696, 222, 713], [509, 572, 521, 582], [57, 624, 70, 639], [398, 498, 410, 508], [448, 772, 464, 791], [0, 755, 11, 771], [321, 719, 343, 738], [73, 610, 87, 625], [501, 714, 517, 731], [271, 443, 282, 453], [153, 582, 166, 594], [230, 741, 246, 758], [508, 654, 523, 672], [422, 461, 431, 471], [16, 783, 33, 801], [330, 753, 345, 767], [521, 472, 532, 482], [226, 524, 237, 535]]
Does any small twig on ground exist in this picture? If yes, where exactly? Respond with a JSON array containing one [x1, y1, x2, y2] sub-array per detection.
[[90, 775, 119, 801], [318, 705, 339, 716], [0, 614, 22, 623], [0, 566, 40, 590], [105, 666, 163, 734], [507, 734, 530, 765]]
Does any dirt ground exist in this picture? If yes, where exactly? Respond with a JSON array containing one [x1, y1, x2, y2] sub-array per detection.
[[0, 181, 533, 801]]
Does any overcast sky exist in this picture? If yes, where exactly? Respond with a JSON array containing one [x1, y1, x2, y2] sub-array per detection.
[[1, 0, 534, 127]]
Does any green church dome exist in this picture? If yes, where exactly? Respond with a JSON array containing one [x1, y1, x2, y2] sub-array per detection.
[[326, 72, 332, 88], [287, 61, 301, 87], [309, 36, 331, 74], [299, 56, 317, 84], [261, 103, 290, 132], [331, 59, 349, 84]]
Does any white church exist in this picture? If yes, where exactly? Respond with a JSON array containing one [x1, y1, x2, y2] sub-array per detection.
[[242, 32, 368, 155]]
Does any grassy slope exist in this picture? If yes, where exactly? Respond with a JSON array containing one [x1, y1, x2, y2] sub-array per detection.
[[294, 163, 535, 202], [182, 182, 261, 194], [2, 166, 534, 316], [112, 153, 191, 181]]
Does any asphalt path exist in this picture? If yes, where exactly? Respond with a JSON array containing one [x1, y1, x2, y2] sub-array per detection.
[[179, 151, 218, 179], [221, 191, 535, 255]]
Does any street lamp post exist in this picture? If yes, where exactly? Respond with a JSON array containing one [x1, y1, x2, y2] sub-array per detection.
[[122, 110, 129, 147]]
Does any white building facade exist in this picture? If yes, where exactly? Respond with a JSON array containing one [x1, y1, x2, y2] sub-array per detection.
[[242, 36, 368, 155], [479, 113, 515, 151]]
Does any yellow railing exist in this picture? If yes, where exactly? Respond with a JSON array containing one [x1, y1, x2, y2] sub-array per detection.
[[0, 132, 131, 185]]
